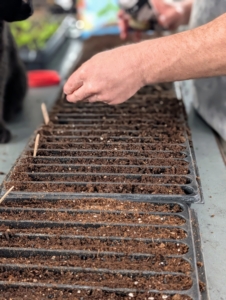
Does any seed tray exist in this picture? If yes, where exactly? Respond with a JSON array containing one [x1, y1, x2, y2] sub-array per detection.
[[1, 86, 203, 203], [0, 197, 207, 299]]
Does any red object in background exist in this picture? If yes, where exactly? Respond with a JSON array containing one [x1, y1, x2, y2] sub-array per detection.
[[28, 70, 61, 87]]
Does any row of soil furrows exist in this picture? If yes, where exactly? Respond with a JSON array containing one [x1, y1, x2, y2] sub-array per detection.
[[50, 118, 184, 126], [5, 182, 190, 194], [0, 267, 192, 290], [26, 150, 186, 159], [0, 196, 192, 294], [10, 173, 190, 185], [0, 253, 190, 273], [0, 210, 186, 225], [16, 164, 190, 175], [0, 286, 192, 300], [4, 82, 192, 195], [0, 235, 188, 254], [33, 141, 186, 152], [0, 224, 187, 239], [1, 198, 184, 212], [28, 148, 187, 160], [19, 157, 189, 166]]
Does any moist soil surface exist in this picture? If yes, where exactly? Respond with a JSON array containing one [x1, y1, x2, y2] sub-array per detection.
[[7, 182, 188, 194], [2, 198, 184, 212], [0, 268, 192, 290], [0, 286, 192, 300], [0, 235, 189, 254], [0, 253, 190, 272], [28, 149, 187, 159], [35, 141, 186, 152], [29, 136, 186, 143], [0, 210, 186, 225], [0, 225, 187, 239], [0, 197, 193, 294], [10, 173, 190, 185], [20, 157, 189, 166], [15, 164, 190, 175]]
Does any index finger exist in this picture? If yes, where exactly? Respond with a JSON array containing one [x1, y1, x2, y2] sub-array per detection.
[[64, 74, 84, 95]]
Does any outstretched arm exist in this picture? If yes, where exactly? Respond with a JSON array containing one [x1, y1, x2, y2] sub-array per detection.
[[64, 13, 226, 105]]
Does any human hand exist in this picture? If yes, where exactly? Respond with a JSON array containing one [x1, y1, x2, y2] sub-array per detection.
[[64, 44, 145, 105], [152, 0, 192, 30], [118, 9, 142, 41]]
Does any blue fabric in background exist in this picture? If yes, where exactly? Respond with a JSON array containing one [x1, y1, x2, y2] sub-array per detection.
[[80, 25, 120, 40]]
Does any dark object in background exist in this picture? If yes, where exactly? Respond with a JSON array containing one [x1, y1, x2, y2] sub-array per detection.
[[119, 0, 158, 31], [0, 1, 33, 143], [0, 23, 27, 143], [0, 0, 33, 22]]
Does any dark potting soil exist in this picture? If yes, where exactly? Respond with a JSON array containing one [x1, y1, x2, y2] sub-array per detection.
[[0, 252, 190, 273], [10, 173, 189, 185], [52, 105, 182, 115], [0, 224, 187, 240], [0, 268, 192, 290], [39, 136, 185, 144], [2, 198, 184, 212], [17, 164, 189, 175], [20, 157, 189, 167], [38, 131, 186, 144], [30, 148, 186, 160], [0, 235, 188, 255], [49, 118, 184, 127], [47, 119, 183, 128], [53, 116, 182, 124], [36, 141, 186, 152], [0, 210, 185, 225], [7, 182, 188, 194], [27, 150, 186, 159], [0, 286, 192, 300], [52, 98, 181, 112]]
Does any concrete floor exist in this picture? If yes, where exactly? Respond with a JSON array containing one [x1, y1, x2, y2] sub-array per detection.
[[0, 39, 226, 300]]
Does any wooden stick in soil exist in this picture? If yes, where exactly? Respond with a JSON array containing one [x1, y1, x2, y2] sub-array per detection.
[[33, 134, 40, 157], [41, 103, 49, 125], [0, 186, 14, 204]]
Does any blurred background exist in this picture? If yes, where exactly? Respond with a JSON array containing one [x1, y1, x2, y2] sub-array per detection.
[[12, 0, 121, 70]]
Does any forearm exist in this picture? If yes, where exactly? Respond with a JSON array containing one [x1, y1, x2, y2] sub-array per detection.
[[136, 13, 226, 84]]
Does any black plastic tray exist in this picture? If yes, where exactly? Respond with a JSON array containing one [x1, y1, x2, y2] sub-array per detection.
[[0, 197, 207, 299], [1, 86, 203, 203]]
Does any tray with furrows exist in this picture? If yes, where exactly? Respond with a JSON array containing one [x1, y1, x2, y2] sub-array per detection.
[[0, 197, 207, 299], [1, 84, 203, 203]]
